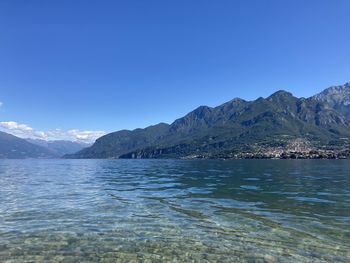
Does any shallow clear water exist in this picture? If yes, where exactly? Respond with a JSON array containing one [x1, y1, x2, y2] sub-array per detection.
[[0, 159, 349, 262]]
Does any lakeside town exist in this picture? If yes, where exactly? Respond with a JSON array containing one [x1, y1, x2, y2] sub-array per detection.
[[183, 139, 350, 159]]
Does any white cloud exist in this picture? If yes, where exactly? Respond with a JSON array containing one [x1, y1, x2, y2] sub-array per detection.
[[0, 121, 33, 131], [0, 121, 106, 143], [67, 129, 106, 142], [0, 102, 3, 108]]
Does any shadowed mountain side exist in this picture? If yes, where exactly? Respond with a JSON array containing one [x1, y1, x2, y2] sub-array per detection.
[[0, 131, 55, 159], [65, 82, 350, 159]]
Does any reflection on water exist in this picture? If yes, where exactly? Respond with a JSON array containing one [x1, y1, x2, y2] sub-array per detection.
[[0, 159, 349, 262]]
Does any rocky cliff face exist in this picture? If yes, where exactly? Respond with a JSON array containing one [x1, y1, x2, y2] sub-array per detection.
[[312, 82, 350, 118]]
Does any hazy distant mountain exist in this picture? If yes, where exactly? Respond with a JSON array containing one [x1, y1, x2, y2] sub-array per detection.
[[0, 131, 54, 159], [66, 82, 350, 159], [26, 139, 90, 157]]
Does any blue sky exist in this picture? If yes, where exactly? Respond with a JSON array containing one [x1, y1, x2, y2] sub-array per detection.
[[0, 0, 349, 141]]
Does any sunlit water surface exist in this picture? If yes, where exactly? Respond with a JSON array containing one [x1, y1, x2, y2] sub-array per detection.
[[0, 159, 349, 262]]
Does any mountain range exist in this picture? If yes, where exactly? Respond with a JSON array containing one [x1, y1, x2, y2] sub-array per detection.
[[1, 82, 349, 159], [0, 133, 89, 159], [26, 139, 90, 157], [0, 132, 55, 159], [65, 82, 350, 159]]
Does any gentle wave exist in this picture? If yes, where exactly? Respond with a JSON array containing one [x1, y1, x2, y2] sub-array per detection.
[[0, 159, 349, 262]]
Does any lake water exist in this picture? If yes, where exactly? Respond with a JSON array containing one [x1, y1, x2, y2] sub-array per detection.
[[0, 159, 349, 262]]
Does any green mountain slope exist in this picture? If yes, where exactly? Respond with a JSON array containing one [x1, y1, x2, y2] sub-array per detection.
[[69, 123, 170, 158], [66, 83, 350, 159]]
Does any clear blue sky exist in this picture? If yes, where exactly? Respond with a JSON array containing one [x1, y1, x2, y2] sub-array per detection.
[[0, 0, 349, 135]]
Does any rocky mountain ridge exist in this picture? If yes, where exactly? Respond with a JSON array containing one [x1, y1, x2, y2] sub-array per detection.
[[66, 82, 350, 159]]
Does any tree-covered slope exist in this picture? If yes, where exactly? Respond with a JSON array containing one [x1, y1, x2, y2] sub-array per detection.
[[67, 123, 170, 158], [66, 83, 350, 159]]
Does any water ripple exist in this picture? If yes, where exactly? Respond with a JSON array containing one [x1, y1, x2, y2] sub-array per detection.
[[0, 159, 349, 262]]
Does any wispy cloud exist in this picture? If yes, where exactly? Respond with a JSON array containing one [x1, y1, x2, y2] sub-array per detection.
[[0, 102, 3, 108], [0, 121, 106, 143]]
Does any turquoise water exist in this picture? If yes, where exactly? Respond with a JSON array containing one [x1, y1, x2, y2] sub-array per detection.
[[0, 159, 349, 262]]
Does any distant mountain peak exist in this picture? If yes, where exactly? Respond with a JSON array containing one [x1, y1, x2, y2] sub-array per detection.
[[269, 90, 294, 98], [231, 97, 246, 102], [267, 90, 295, 104], [217, 97, 248, 110], [192, 105, 213, 115], [319, 81, 350, 92], [26, 138, 90, 157], [64, 81, 350, 159], [324, 82, 350, 93], [312, 82, 350, 114]]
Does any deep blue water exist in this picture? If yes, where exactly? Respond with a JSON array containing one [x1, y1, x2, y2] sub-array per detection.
[[0, 159, 349, 262]]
